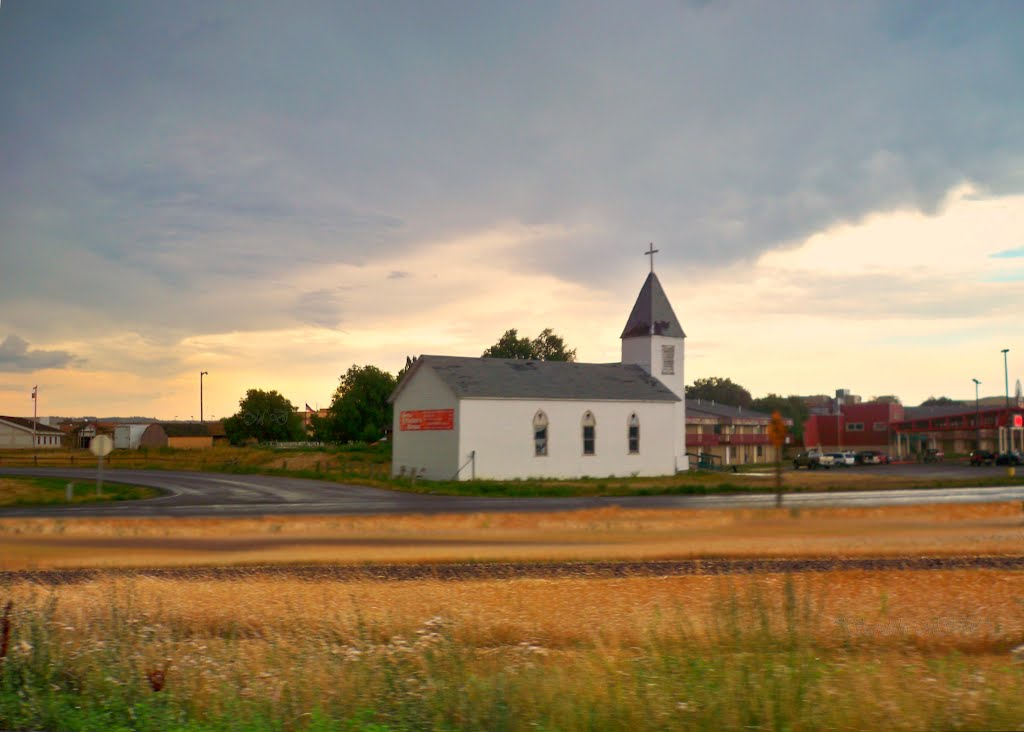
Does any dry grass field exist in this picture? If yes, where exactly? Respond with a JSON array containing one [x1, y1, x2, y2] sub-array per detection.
[[0, 501, 1022, 570], [2, 502, 1023, 730], [2, 569, 1023, 730]]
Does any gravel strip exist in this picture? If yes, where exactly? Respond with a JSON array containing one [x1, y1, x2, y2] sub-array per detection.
[[2, 555, 1023, 585]]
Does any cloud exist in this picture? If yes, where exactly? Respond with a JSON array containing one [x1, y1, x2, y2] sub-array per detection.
[[0, 335, 82, 372], [293, 289, 346, 330], [0, 2, 1022, 414]]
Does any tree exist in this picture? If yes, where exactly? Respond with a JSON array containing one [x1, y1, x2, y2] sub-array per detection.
[[223, 389, 305, 445], [530, 328, 577, 362], [315, 364, 397, 443], [920, 396, 961, 407], [752, 393, 809, 441], [686, 377, 753, 409], [873, 395, 902, 405], [482, 328, 577, 361]]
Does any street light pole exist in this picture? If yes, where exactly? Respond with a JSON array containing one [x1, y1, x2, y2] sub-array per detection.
[[200, 371, 208, 423], [973, 378, 981, 449], [1002, 349, 1010, 411]]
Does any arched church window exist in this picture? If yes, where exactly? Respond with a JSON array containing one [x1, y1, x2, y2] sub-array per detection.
[[628, 413, 640, 454], [581, 411, 596, 456], [533, 411, 549, 457]]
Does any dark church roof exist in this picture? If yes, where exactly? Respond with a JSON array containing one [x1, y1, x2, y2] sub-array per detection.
[[393, 356, 680, 402], [620, 272, 686, 339]]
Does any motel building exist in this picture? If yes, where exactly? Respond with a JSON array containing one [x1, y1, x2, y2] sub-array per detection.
[[685, 400, 790, 467], [803, 396, 1024, 458], [890, 404, 1024, 458]]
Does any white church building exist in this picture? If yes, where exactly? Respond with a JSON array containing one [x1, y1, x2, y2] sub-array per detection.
[[389, 266, 688, 481]]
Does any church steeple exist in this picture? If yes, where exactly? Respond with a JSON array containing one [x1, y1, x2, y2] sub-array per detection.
[[620, 271, 686, 339], [620, 250, 688, 471]]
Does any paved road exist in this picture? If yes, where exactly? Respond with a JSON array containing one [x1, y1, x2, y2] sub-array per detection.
[[1, 467, 1023, 518]]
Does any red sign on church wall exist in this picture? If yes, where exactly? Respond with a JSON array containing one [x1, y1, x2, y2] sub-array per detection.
[[400, 409, 455, 431]]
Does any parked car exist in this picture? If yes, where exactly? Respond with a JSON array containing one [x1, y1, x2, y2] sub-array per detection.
[[995, 450, 1023, 466], [826, 452, 854, 467], [856, 450, 888, 465], [922, 448, 944, 463], [969, 449, 997, 466], [793, 450, 823, 469]]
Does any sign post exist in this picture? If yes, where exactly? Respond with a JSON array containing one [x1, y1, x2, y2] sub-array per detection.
[[89, 435, 113, 496], [768, 411, 789, 508]]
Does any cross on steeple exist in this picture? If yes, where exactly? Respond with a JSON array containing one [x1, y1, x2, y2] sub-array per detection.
[[645, 243, 659, 273]]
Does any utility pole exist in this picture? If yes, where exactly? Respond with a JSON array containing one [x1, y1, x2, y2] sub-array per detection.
[[1002, 349, 1010, 410], [973, 378, 981, 449], [200, 371, 208, 423], [31, 385, 38, 447]]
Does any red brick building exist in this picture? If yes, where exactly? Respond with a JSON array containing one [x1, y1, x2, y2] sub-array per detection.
[[803, 400, 904, 452]]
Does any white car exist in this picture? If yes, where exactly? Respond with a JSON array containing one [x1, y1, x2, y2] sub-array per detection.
[[826, 452, 855, 467]]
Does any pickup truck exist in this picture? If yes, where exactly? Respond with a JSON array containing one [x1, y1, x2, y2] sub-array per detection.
[[793, 450, 835, 469]]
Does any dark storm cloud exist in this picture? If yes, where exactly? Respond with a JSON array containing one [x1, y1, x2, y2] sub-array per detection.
[[0, 0, 1021, 343], [0, 335, 81, 373]]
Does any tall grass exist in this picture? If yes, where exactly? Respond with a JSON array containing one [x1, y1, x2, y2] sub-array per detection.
[[1, 575, 1022, 731]]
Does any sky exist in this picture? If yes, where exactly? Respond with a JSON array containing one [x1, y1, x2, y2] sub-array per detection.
[[1, 1, 1023, 420]]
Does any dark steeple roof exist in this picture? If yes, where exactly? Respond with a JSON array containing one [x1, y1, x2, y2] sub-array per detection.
[[620, 272, 686, 339]]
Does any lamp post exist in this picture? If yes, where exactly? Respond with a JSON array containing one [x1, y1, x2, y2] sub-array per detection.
[[31, 385, 38, 447], [200, 371, 208, 423], [1002, 349, 1010, 411], [973, 378, 982, 449]]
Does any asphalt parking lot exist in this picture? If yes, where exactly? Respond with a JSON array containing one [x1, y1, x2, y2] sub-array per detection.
[[786, 460, 1014, 480]]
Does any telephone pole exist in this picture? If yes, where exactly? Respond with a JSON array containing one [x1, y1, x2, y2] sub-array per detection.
[[200, 371, 209, 422]]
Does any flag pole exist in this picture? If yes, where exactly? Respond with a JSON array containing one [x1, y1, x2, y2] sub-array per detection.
[[32, 386, 38, 447]]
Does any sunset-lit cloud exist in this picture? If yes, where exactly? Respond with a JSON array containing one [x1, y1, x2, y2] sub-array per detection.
[[1, 2, 1022, 417]]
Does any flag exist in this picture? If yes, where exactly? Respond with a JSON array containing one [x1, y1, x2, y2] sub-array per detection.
[[305, 403, 313, 412], [31, 386, 37, 399]]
